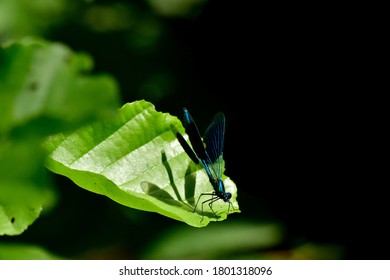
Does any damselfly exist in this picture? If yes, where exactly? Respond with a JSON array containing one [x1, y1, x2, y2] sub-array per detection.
[[171, 108, 233, 220]]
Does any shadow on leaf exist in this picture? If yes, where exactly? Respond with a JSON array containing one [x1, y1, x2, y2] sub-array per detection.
[[139, 150, 197, 210], [140, 181, 184, 207], [161, 150, 182, 202], [140, 150, 220, 220]]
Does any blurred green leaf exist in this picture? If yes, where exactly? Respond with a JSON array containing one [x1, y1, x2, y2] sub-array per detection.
[[143, 221, 283, 259], [0, 138, 56, 236], [0, 37, 120, 135], [44, 100, 240, 227], [289, 243, 346, 260], [0, 243, 62, 260], [147, 0, 207, 18], [0, 0, 67, 42], [0, 37, 120, 236]]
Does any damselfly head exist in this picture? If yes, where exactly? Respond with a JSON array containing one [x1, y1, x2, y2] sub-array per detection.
[[222, 192, 232, 202]]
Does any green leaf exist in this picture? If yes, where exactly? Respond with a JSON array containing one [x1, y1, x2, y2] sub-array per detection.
[[0, 243, 62, 260], [45, 100, 240, 227], [142, 221, 284, 259], [0, 139, 56, 236], [0, 0, 67, 41], [0, 37, 120, 235], [0, 37, 120, 135]]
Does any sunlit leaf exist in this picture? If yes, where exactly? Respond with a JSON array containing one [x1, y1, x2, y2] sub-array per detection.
[[45, 100, 240, 227]]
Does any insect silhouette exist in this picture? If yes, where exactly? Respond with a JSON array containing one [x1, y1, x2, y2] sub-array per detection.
[[171, 108, 234, 221]]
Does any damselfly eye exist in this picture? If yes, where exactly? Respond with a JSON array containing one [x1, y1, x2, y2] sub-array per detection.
[[223, 192, 232, 202]]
